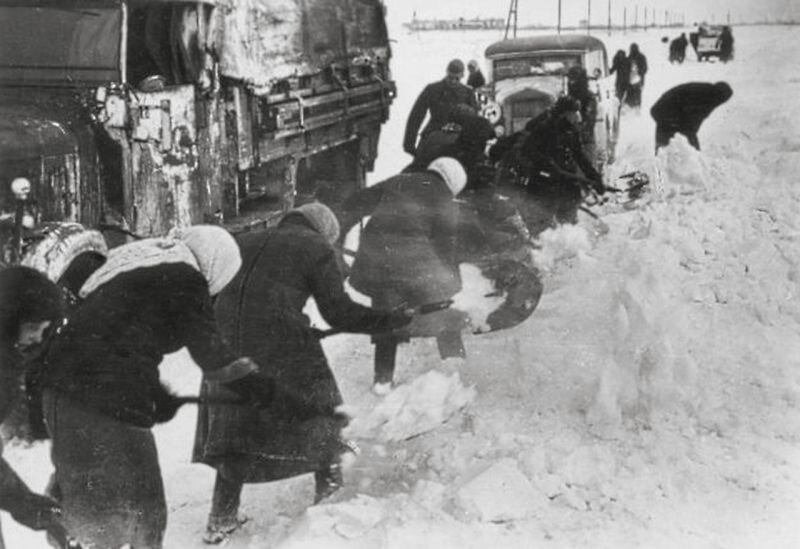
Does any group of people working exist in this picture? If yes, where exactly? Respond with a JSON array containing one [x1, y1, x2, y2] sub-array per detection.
[[1, 48, 735, 548], [0, 153, 479, 548]]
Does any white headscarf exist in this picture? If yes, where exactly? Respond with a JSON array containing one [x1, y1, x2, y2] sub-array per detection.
[[168, 225, 242, 296], [80, 225, 241, 298]]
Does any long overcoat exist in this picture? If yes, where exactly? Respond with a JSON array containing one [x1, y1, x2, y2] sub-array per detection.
[[342, 172, 466, 310], [193, 221, 398, 482]]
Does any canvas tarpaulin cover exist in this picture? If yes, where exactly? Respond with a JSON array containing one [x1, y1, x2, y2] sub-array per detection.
[[216, 0, 388, 87]]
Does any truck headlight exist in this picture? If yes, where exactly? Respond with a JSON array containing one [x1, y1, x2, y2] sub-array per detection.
[[10, 177, 31, 200]]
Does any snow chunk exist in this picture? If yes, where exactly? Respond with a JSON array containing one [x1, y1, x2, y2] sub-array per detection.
[[455, 458, 547, 522], [451, 263, 505, 332], [346, 371, 476, 442], [532, 224, 594, 272]]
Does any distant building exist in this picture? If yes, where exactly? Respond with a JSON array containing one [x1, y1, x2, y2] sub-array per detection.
[[404, 16, 505, 31]]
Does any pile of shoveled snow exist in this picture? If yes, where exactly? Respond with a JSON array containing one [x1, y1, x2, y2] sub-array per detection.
[[345, 370, 475, 442]]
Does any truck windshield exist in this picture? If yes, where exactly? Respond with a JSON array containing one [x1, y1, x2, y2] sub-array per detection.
[[0, 5, 121, 86], [493, 54, 581, 80]]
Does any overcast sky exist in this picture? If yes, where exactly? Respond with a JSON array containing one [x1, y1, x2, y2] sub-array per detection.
[[385, 0, 800, 26]]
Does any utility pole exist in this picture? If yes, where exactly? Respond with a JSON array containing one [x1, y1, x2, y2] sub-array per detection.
[[558, 0, 562, 34], [504, 0, 518, 39], [608, 0, 612, 35], [644, 6, 647, 29], [634, 4, 638, 29], [587, 0, 592, 34], [623, 6, 627, 34]]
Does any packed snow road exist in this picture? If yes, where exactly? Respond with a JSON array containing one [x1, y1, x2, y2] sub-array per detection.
[[5, 24, 800, 549]]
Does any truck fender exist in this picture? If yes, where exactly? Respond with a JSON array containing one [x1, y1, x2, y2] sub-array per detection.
[[21, 222, 108, 295]]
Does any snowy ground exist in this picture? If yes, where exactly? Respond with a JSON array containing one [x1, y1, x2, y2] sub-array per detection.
[[5, 23, 800, 549]]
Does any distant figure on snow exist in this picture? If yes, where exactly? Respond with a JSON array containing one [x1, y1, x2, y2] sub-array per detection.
[[650, 81, 733, 152], [403, 59, 478, 157], [717, 26, 734, 62], [466, 59, 486, 89], [625, 43, 648, 110], [609, 49, 630, 103], [669, 33, 689, 63]]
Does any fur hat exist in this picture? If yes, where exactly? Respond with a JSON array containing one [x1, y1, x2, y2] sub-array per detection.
[[0, 266, 65, 344], [169, 225, 242, 296], [427, 157, 467, 196], [288, 202, 341, 244]]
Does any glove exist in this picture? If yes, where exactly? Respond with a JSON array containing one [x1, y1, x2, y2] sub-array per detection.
[[152, 383, 183, 424], [223, 371, 276, 409], [387, 309, 414, 330], [10, 492, 62, 531]]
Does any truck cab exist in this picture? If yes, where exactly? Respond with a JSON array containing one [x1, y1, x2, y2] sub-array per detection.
[[479, 34, 619, 167]]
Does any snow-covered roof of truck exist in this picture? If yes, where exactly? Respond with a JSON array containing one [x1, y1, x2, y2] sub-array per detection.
[[485, 34, 607, 58]]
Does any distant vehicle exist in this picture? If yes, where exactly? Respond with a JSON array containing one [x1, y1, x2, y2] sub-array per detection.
[[0, 0, 395, 293], [480, 34, 619, 167], [690, 25, 724, 61]]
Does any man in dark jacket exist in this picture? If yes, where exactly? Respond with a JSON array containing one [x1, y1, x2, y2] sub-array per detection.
[[0, 266, 72, 547], [650, 81, 733, 152], [519, 96, 604, 234], [466, 60, 486, 90], [403, 59, 478, 156], [625, 43, 648, 109], [41, 226, 273, 549], [408, 104, 496, 189], [193, 203, 410, 544], [339, 158, 479, 393], [566, 65, 598, 162], [669, 33, 689, 63]]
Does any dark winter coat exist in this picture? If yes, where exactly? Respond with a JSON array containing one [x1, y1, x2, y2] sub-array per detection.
[[408, 111, 495, 187], [567, 74, 598, 146], [609, 51, 630, 101], [0, 267, 65, 539], [523, 111, 601, 184], [193, 220, 400, 482], [43, 263, 240, 428], [650, 82, 733, 151], [467, 69, 486, 89], [341, 172, 468, 308], [403, 78, 478, 155], [628, 47, 648, 87]]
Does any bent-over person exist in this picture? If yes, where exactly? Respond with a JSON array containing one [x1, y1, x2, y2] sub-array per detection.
[[193, 203, 410, 544], [41, 226, 273, 549]]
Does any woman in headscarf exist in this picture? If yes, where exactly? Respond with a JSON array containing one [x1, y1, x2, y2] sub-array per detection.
[[41, 225, 272, 549], [193, 203, 410, 544]]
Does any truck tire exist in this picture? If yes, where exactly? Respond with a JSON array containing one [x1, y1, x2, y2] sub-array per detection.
[[21, 222, 108, 297]]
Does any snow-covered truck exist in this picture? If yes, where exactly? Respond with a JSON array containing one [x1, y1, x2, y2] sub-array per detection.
[[0, 0, 395, 291]]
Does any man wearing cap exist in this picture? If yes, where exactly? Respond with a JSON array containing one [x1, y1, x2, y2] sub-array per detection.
[[466, 60, 486, 90], [403, 59, 479, 157], [519, 97, 605, 233], [41, 225, 273, 549], [339, 158, 484, 393], [193, 203, 411, 543]]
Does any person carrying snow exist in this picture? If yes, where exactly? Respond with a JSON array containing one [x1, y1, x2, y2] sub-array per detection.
[[40, 226, 275, 549], [339, 157, 482, 394], [192, 203, 411, 543], [0, 266, 76, 548], [650, 81, 733, 152], [403, 59, 478, 157]]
